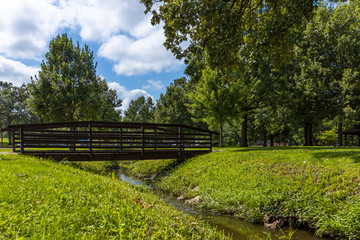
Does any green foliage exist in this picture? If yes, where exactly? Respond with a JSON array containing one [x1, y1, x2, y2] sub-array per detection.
[[141, 0, 318, 70], [0, 154, 227, 239], [319, 130, 337, 145], [285, 1, 360, 144], [129, 147, 360, 239], [28, 34, 121, 122], [123, 159, 177, 179], [0, 81, 39, 129], [154, 77, 194, 126], [189, 68, 235, 147], [123, 96, 154, 123]]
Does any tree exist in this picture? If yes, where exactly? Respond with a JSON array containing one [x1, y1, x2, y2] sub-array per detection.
[[288, 1, 360, 146], [28, 33, 121, 122], [188, 67, 235, 147], [0, 82, 39, 141], [141, 0, 320, 70], [154, 77, 194, 125], [123, 96, 154, 123]]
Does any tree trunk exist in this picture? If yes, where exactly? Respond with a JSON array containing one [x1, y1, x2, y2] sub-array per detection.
[[240, 114, 248, 147], [219, 122, 223, 148], [270, 135, 274, 147], [304, 122, 309, 146], [338, 123, 343, 146], [308, 123, 313, 146], [263, 129, 267, 147]]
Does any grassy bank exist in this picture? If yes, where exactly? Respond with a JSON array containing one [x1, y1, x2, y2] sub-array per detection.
[[0, 153, 227, 239], [124, 147, 360, 239]]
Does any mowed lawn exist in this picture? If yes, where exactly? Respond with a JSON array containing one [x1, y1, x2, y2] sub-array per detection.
[[126, 147, 360, 239], [0, 153, 227, 239]]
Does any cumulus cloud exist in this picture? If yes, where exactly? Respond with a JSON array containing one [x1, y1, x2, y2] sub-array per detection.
[[108, 82, 153, 111], [142, 80, 164, 90], [59, 0, 144, 41], [98, 28, 183, 76], [0, 0, 65, 59], [0, 55, 39, 86], [0, 0, 183, 86]]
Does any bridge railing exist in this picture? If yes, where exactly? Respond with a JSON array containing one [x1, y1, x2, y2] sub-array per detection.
[[5, 121, 217, 161]]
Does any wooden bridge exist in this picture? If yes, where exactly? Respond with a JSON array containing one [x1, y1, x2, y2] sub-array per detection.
[[2, 121, 217, 161]]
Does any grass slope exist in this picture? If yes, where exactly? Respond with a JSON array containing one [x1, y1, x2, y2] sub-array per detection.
[[0, 153, 227, 239], [126, 147, 360, 239]]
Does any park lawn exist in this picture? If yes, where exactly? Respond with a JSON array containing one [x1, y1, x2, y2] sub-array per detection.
[[0, 137, 9, 147], [0, 153, 228, 239], [124, 147, 360, 239], [0, 148, 11, 153]]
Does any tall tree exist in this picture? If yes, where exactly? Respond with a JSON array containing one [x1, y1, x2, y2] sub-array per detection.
[[141, 0, 320, 70], [289, 1, 360, 146], [0, 82, 39, 141], [28, 34, 121, 122], [123, 96, 154, 123], [154, 77, 193, 125], [189, 67, 235, 147]]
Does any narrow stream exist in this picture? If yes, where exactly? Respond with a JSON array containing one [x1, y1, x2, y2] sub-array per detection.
[[115, 168, 322, 240]]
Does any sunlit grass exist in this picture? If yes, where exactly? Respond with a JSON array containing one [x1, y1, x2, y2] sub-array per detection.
[[125, 146, 360, 239], [0, 154, 228, 239], [0, 137, 9, 147]]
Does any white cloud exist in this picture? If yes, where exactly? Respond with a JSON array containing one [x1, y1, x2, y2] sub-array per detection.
[[59, 0, 145, 42], [142, 80, 164, 90], [0, 0, 65, 59], [0, 55, 39, 86], [98, 28, 183, 76], [0, 0, 183, 85], [108, 82, 153, 111]]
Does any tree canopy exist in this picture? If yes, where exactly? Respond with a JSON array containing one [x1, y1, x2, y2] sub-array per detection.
[[123, 96, 154, 123], [28, 34, 121, 122], [141, 0, 328, 69]]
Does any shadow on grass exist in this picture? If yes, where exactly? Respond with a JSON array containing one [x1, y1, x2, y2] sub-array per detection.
[[311, 150, 360, 163], [229, 146, 332, 152]]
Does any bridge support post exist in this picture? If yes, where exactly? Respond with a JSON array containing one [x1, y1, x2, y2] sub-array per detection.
[[89, 123, 93, 161], [154, 128, 157, 151], [120, 127, 123, 151], [70, 126, 76, 152], [12, 130, 16, 152], [141, 126, 144, 160], [178, 126, 183, 160], [20, 128, 24, 154]]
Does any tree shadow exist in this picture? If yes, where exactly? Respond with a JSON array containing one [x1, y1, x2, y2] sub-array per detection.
[[311, 149, 360, 163], [230, 146, 331, 152]]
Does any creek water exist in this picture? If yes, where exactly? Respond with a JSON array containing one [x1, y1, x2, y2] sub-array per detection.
[[115, 168, 322, 240]]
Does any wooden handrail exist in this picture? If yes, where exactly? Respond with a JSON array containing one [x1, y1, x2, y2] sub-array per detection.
[[4, 121, 216, 161]]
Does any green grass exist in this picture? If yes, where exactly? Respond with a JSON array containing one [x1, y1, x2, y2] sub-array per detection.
[[124, 147, 360, 239], [0, 138, 9, 147], [120, 159, 178, 179], [0, 153, 228, 239], [0, 148, 11, 152]]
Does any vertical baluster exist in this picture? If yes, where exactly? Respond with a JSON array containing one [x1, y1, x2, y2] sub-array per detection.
[[20, 128, 24, 154], [141, 125, 144, 160], [178, 126, 182, 160], [89, 123, 93, 161], [12, 130, 16, 152]]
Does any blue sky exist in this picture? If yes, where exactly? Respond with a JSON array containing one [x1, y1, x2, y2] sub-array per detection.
[[0, 0, 186, 110]]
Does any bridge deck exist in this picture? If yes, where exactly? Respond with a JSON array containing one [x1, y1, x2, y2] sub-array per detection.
[[3, 121, 216, 161]]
